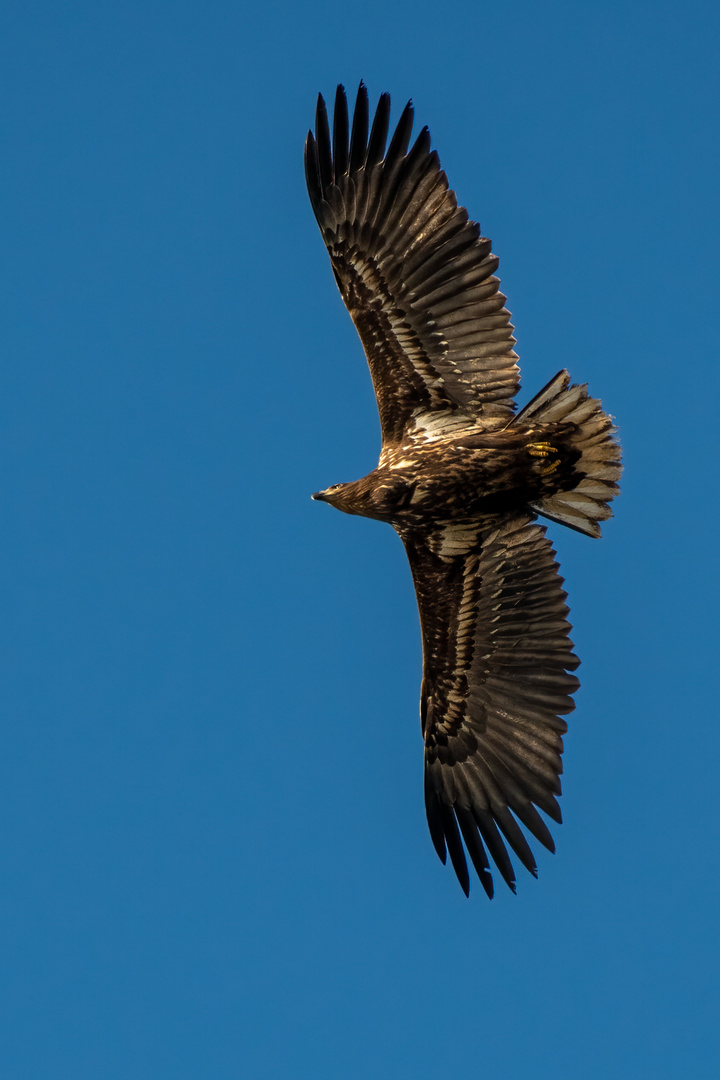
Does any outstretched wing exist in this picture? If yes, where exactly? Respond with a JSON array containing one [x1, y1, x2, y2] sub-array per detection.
[[402, 515, 580, 897], [305, 83, 520, 448]]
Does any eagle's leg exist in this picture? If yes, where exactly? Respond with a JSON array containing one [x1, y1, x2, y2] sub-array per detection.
[[527, 441, 561, 476], [527, 441, 556, 457]]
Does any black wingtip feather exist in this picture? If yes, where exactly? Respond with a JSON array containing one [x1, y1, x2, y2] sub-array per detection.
[[425, 787, 447, 865], [366, 91, 391, 167], [349, 82, 369, 172], [304, 131, 321, 209], [456, 807, 495, 899], [514, 802, 557, 853], [440, 803, 470, 897], [332, 84, 349, 182], [493, 804, 539, 877], [541, 793, 563, 824], [315, 93, 332, 191], [384, 99, 414, 172], [409, 125, 432, 160], [473, 808, 517, 893]]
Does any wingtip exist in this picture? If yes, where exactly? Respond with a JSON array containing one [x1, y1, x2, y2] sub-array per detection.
[[479, 873, 495, 900]]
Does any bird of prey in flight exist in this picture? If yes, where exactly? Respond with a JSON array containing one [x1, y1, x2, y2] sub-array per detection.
[[306, 83, 621, 897]]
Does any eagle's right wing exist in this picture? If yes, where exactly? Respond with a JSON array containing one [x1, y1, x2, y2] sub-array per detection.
[[402, 515, 580, 897], [305, 84, 520, 448]]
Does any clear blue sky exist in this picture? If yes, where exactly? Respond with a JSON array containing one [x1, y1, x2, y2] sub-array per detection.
[[2, 1, 719, 1077]]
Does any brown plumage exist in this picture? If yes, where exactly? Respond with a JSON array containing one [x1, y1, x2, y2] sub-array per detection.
[[306, 83, 621, 897]]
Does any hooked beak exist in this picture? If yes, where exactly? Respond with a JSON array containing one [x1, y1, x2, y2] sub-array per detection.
[[311, 490, 326, 502]]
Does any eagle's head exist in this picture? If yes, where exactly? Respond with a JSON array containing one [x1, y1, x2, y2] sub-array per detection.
[[312, 473, 414, 522], [311, 481, 361, 514]]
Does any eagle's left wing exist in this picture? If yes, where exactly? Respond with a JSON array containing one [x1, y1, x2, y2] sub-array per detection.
[[305, 84, 520, 448], [402, 515, 580, 897]]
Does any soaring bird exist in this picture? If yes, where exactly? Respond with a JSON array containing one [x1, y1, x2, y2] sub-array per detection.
[[306, 83, 621, 897]]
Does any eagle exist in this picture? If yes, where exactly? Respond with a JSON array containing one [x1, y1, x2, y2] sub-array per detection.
[[306, 83, 621, 898]]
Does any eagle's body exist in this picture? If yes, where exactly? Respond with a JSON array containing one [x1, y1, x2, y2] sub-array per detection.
[[317, 421, 581, 527], [306, 84, 621, 897]]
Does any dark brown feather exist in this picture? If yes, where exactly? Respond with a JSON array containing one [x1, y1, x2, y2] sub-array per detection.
[[304, 82, 520, 444], [404, 516, 580, 893]]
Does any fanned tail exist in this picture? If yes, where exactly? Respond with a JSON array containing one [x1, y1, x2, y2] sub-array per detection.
[[514, 370, 622, 538]]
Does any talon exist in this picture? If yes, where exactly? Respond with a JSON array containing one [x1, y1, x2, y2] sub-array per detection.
[[528, 441, 561, 475], [527, 441, 556, 458], [528, 438, 557, 455], [539, 459, 560, 475]]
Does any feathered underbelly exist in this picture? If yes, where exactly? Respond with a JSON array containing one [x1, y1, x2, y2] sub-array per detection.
[[385, 439, 580, 528]]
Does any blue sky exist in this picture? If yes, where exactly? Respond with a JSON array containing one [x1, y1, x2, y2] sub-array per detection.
[[2, 1, 719, 1076]]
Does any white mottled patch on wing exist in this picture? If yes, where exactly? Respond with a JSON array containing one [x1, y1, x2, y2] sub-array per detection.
[[408, 408, 473, 442], [431, 522, 480, 559]]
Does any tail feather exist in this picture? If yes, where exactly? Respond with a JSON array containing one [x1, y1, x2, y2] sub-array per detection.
[[513, 369, 622, 538]]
